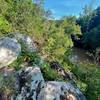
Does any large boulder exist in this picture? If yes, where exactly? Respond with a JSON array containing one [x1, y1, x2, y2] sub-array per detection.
[[0, 37, 21, 67], [39, 81, 86, 100], [15, 67, 45, 100]]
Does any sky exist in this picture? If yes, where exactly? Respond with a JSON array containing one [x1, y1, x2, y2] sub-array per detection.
[[44, 0, 100, 19]]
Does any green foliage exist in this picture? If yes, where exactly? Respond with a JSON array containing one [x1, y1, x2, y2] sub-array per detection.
[[41, 16, 80, 64], [82, 25, 100, 49], [71, 6, 100, 100], [77, 6, 100, 52], [0, 16, 12, 36], [0, 0, 45, 41], [41, 62, 63, 81], [59, 16, 81, 35], [42, 34, 72, 62], [9, 40, 40, 70], [77, 4, 95, 33], [71, 64, 100, 100]]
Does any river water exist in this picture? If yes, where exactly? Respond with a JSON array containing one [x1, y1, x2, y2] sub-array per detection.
[[69, 47, 95, 64]]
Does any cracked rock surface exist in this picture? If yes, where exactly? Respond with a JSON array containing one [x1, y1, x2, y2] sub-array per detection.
[[10, 67, 86, 100]]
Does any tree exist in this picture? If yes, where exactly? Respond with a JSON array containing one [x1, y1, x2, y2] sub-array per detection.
[[77, 1, 96, 34], [58, 16, 81, 35], [0, 0, 45, 41], [88, 7, 100, 31]]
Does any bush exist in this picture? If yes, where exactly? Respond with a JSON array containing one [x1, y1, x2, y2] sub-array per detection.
[[9, 40, 40, 70], [71, 63, 100, 100]]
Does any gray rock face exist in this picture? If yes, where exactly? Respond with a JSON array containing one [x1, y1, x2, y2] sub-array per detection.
[[13, 33, 36, 52], [39, 81, 86, 100], [15, 67, 45, 100], [11, 67, 86, 100], [0, 37, 21, 67]]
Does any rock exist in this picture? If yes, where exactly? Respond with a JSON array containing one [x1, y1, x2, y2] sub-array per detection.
[[0, 67, 17, 100], [4, 66, 86, 100], [0, 37, 21, 67], [15, 67, 45, 100], [12, 66, 86, 100], [39, 81, 86, 100], [13, 33, 36, 52]]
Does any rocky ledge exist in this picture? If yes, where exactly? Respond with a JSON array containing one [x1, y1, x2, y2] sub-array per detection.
[[5, 66, 86, 100]]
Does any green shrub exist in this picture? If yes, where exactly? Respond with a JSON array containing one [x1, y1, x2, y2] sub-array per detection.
[[41, 62, 63, 81], [9, 40, 40, 70], [71, 63, 100, 100]]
